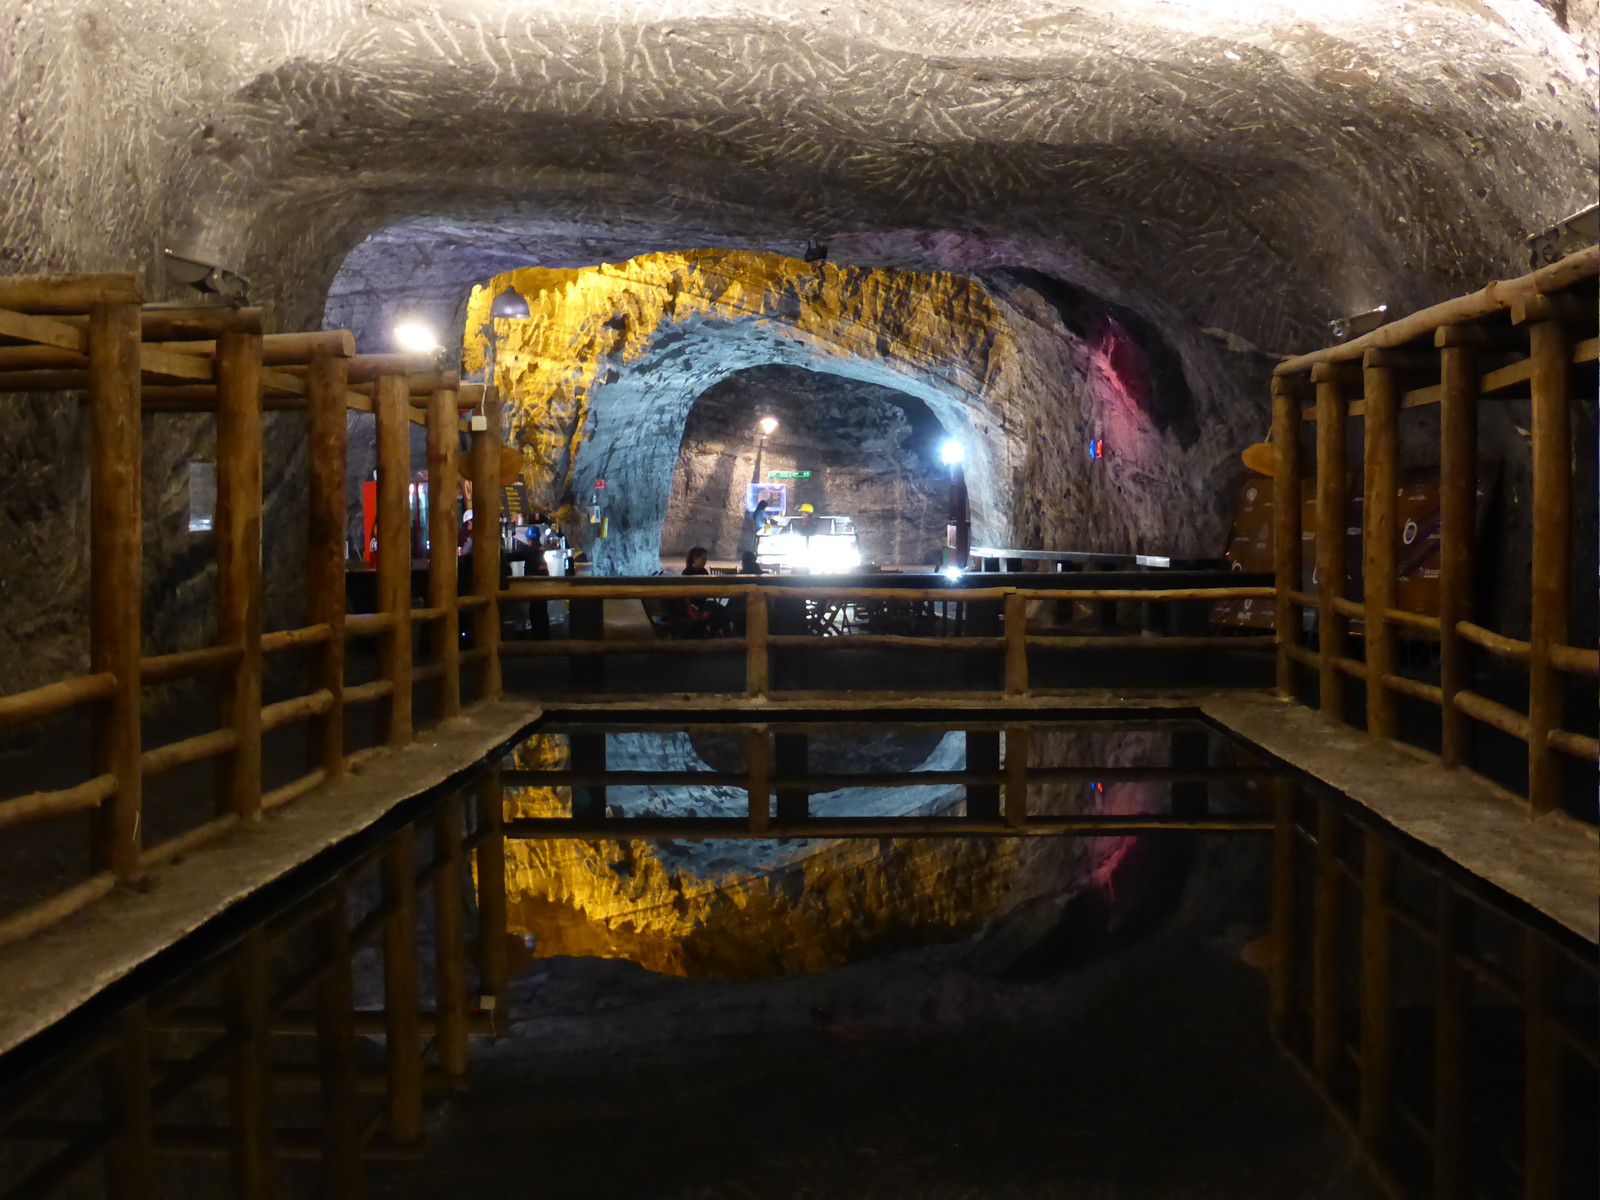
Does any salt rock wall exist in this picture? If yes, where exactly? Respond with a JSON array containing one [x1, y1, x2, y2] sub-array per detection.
[[660, 365, 948, 568], [469, 249, 1253, 575]]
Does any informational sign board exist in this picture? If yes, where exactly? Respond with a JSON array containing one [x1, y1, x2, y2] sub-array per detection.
[[747, 482, 787, 516]]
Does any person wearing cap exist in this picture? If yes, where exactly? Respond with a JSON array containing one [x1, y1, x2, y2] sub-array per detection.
[[793, 503, 819, 536]]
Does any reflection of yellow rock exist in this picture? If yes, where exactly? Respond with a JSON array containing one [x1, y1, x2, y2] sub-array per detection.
[[463, 249, 1016, 518]]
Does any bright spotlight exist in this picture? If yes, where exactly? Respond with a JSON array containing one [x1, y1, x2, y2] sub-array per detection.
[[759, 416, 779, 436], [942, 565, 964, 582], [939, 439, 965, 466], [393, 321, 440, 353]]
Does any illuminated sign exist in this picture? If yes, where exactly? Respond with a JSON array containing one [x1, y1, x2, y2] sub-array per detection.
[[768, 470, 812, 479]]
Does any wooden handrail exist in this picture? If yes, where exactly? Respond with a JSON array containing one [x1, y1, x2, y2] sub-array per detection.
[[0, 673, 116, 729], [261, 624, 332, 653], [1453, 690, 1530, 742], [1457, 621, 1530, 662], [140, 646, 242, 683], [140, 729, 240, 779], [0, 774, 117, 831]]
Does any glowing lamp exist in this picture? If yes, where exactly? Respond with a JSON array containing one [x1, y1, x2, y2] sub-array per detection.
[[393, 321, 440, 353], [939, 439, 964, 466], [490, 287, 531, 319], [759, 416, 779, 436], [942, 565, 964, 582]]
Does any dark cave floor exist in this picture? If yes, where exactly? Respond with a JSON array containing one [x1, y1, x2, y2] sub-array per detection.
[[370, 932, 1381, 1200]]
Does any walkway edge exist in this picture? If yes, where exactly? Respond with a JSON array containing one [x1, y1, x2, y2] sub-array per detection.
[[1202, 691, 1597, 944], [0, 699, 542, 1061]]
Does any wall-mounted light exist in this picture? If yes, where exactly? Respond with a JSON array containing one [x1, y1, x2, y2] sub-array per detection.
[[759, 416, 779, 437], [1328, 305, 1388, 344], [939, 439, 964, 467], [393, 321, 440, 354]]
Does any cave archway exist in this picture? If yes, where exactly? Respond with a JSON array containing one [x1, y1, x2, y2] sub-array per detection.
[[661, 364, 949, 569]]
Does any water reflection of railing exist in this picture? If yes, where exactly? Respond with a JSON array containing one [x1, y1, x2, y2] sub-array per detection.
[[496, 574, 1276, 697], [1270, 775, 1598, 1199]]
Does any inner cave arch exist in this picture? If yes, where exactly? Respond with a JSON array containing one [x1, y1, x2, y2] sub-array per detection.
[[660, 364, 950, 569]]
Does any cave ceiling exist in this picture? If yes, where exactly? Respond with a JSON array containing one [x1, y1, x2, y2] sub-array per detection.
[[3, 1, 1593, 351]]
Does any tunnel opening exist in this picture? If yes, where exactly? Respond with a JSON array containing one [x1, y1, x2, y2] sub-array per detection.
[[660, 364, 950, 571]]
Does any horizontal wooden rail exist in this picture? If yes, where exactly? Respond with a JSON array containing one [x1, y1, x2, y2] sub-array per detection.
[[1382, 674, 1443, 704], [259, 690, 334, 733], [456, 594, 493, 611], [140, 815, 240, 873], [767, 634, 1002, 652], [140, 645, 242, 683], [1385, 608, 1441, 636], [1547, 729, 1598, 761], [342, 679, 395, 705], [1457, 620, 1530, 662], [262, 770, 328, 812], [1014, 586, 1275, 602], [1332, 656, 1369, 680], [1027, 634, 1275, 651], [498, 638, 749, 657], [502, 815, 1274, 839], [1549, 644, 1599, 675], [503, 765, 1273, 790], [140, 729, 240, 779], [261, 624, 332, 653], [344, 613, 397, 636], [1286, 590, 1317, 608], [1284, 644, 1322, 669], [0, 306, 88, 349], [1330, 596, 1363, 619], [0, 673, 115, 729], [1453, 689, 1530, 742], [0, 873, 117, 948], [0, 774, 116, 831]]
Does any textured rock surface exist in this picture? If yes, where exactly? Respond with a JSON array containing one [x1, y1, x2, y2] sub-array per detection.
[[0, 0, 1594, 689], [661, 365, 948, 567]]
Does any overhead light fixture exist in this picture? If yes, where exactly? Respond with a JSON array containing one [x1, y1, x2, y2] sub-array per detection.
[[759, 416, 779, 437], [1328, 305, 1389, 344], [163, 248, 249, 302], [490, 287, 531, 319], [939, 439, 965, 467], [393, 321, 440, 354], [942, 565, 964, 582]]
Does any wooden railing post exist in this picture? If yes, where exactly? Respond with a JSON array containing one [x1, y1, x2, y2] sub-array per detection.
[[1271, 376, 1303, 699], [1003, 723, 1029, 828], [1520, 300, 1571, 815], [1436, 328, 1479, 770], [1361, 352, 1399, 740], [307, 350, 348, 776], [88, 298, 143, 877], [1433, 885, 1468, 1200], [1311, 363, 1349, 719], [100, 1003, 154, 1200], [375, 373, 413, 745], [1267, 775, 1297, 1035], [382, 824, 423, 1143], [745, 724, 770, 835], [433, 792, 469, 1078], [427, 387, 462, 720], [1310, 799, 1342, 1082], [469, 391, 503, 700], [315, 879, 360, 1199], [226, 929, 275, 1199], [1523, 930, 1560, 1200], [745, 588, 768, 698], [473, 765, 509, 1025], [1004, 590, 1028, 696], [1357, 828, 1393, 1146], [216, 329, 264, 819]]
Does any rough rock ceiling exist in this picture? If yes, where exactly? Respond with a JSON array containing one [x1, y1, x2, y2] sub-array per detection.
[[1, 1, 1592, 350]]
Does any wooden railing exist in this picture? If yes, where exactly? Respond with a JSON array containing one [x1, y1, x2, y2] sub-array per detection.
[[1270, 245, 1598, 814], [494, 574, 1276, 698], [0, 275, 497, 949]]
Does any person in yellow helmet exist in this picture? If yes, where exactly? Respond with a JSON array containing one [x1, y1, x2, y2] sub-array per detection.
[[794, 503, 819, 536]]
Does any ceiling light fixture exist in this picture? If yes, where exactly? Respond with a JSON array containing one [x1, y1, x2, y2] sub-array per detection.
[[393, 321, 440, 354]]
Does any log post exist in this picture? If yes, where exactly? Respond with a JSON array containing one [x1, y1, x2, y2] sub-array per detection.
[[1310, 798, 1342, 1081], [1433, 885, 1467, 1200], [427, 386, 461, 721], [315, 880, 360, 1199], [1003, 723, 1029, 828], [474, 765, 510, 1026], [745, 589, 769, 698], [216, 330, 265, 819], [1521, 303, 1571, 815], [1357, 828, 1393, 1146], [1523, 931, 1560, 1200], [433, 793, 469, 1079], [1312, 363, 1348, 720], [375, 373, 413, 745], [745, 724, 770, 834], [469, 391, 503, 700], [1361, 353, 1399, 740], [1268, 775, 1297, 1035], [89, 299, 144, 877], [1004, 590, 1028, 696], [226, 929, 275, 1200], [1271, 376, 1302, 699], [382, 824, 423, 1143], [306, 350, 348, 777], [1436, 328, 1480, 770], [100, 1004, 154, 1200]]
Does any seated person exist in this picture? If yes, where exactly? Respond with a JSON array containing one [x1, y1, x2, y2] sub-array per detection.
[[739, 550, 764, 575], [680, 546, 731, 635]]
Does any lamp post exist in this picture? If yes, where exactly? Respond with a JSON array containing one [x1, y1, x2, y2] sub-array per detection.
[[941, 438, 969, 571]]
